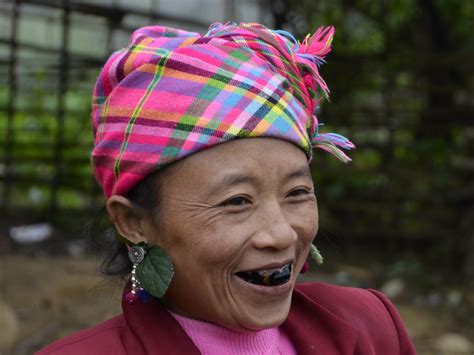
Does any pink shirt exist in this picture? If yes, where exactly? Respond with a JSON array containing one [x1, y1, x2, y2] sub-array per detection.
[[169, 311, 297, 355]]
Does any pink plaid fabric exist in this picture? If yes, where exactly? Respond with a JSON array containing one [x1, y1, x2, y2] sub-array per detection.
[[91, 22, 354, 198]]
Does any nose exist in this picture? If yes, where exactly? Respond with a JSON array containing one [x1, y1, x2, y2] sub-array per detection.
[[252, 205, 297, 251]]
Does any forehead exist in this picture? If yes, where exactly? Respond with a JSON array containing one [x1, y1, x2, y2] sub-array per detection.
[[162, 138, 311, 193]]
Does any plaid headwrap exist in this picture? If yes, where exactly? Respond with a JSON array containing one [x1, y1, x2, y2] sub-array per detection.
[[92, 22, 354, 198]]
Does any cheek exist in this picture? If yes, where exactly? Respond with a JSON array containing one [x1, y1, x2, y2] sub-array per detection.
[[307, 208, 319, 238], [165, 226, 244, 273], [164, 230, 243, 311], [158, 213, 246, 282], [290, 202, 319, 242], [173, 215, 256, 267]]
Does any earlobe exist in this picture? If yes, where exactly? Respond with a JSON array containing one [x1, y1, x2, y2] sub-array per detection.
[[106, 195, 147, 245]]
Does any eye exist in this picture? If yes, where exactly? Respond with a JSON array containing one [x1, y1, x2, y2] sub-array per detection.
[[287, 188, 312, 198], [223, 196, 251, 206]]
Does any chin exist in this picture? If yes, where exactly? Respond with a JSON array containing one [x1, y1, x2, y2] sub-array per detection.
[[236, 294, 293, 332], [240, 311, 290, 332]]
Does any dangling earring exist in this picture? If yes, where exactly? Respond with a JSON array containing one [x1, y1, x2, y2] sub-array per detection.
[[124, 242, 174, 305], [310, 243, 324, 265], [300, 244, 324, 274], [125, 245, 146, 305]]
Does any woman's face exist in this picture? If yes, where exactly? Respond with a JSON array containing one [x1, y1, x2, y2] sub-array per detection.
[[149, 138, 318, 331]]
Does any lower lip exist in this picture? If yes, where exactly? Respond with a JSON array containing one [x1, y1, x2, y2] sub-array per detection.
[[233, 274, 295, 297]]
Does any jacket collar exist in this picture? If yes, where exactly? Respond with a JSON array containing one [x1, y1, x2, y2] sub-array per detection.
[[122, 284, 200, 354], [283, 285, 359, 354], [122, 283, 358, 354]]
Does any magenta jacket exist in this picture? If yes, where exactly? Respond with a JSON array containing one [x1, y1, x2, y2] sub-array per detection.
[[37, 282, 416, 354]]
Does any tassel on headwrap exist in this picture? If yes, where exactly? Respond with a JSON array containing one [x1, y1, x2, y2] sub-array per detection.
[[293, 26, 355, 162], [296, 26, 335, 99], [312, 132, 355, 163]]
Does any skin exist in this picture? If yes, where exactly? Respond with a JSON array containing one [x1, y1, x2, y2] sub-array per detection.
[[107, 137, 319, 332]]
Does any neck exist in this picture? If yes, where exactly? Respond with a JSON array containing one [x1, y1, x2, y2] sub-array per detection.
[[169, 311, 296, 355]]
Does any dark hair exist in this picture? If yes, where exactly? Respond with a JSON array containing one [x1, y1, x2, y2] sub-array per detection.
[[98, 170, 164, 278]]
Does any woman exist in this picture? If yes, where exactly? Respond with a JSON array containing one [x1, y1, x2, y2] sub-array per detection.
[[38, 22, 416, 354]]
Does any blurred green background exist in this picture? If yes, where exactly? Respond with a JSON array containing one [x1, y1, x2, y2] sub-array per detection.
[[0, 0, 473, 354]]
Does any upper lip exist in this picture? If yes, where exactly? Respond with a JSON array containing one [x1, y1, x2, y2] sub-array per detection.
[[235, 259, 294, 273]]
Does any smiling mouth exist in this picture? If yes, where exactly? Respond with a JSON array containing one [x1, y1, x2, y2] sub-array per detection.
[[236, 263, 292, 287]]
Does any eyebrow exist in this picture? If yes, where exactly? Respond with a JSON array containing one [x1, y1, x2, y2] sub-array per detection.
[[207, 174, 259, 199], [207, 166, 312, 198], [284, 166, 313, 182]]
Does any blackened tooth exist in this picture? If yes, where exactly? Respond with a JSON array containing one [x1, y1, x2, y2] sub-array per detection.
[[236, 264, 292, 287], [270, 264, 291, 286]]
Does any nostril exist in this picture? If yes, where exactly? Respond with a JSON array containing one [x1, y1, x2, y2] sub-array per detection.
[[252, 225, 298, 250]]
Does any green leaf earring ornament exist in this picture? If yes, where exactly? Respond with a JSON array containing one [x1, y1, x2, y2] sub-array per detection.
[[310, 243, 324, 265], [125, 243, 174, 305]]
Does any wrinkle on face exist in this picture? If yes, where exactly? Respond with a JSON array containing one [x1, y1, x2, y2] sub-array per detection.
[[163, 197, 237, 235]]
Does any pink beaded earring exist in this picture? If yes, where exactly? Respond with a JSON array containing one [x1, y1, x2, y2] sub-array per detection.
[[125, 245, 149, 305], [300, 261, 309, 274], [123, 243, 174, 305]]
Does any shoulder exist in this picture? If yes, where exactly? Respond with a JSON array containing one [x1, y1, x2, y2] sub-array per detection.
[[294, 282, 415, 354], [295, 281, 394, 320], [36, 315, 132, 355]]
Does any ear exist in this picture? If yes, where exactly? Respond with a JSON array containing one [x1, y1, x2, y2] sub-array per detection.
[[106, 195, 149, 245]]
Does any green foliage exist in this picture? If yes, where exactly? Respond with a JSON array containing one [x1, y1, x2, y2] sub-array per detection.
[[0, 64, 94, 209], [386, 257, 424, 281], [290, 0, 473, 279]]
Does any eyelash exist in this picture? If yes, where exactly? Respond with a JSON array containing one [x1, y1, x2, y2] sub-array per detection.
[[288, 188, 311, 197], [223, 196, 251, 206], [222, 188, 312, 207]]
